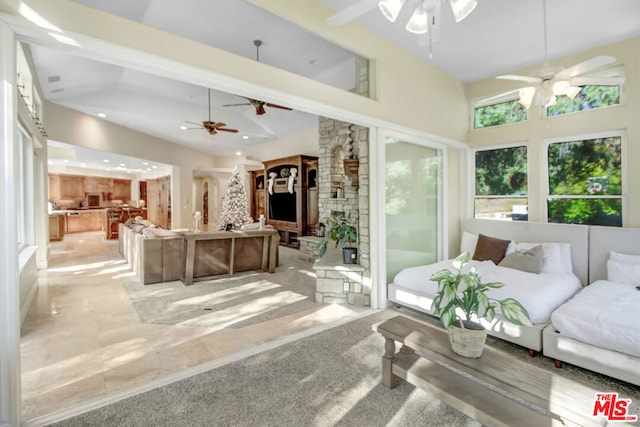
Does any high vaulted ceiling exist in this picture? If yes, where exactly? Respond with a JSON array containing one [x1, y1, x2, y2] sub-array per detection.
[[13, 0, 640, 166]]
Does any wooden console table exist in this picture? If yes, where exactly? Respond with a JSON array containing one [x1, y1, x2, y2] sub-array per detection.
[[375, 315, 620, 427], [180, 229, 279, 286]]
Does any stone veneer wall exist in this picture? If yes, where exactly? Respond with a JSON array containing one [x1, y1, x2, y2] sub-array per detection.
[[315, 55, 371, 305]]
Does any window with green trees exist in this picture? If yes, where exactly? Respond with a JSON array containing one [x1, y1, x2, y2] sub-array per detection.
[[474, 100, 527, 129], [547, 86, 620, 116], [547, 135, 622, 226], [474, 146, 528, 220]]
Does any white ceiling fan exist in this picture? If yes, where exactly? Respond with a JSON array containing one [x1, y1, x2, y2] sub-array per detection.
[[326, 0, 478, 31], [490, 0, 625, 109]]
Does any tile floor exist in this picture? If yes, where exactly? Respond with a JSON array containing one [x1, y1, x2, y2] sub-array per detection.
[[21, 231, 366, 421]]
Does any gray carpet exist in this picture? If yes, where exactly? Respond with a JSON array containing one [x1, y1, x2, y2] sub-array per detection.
[[123, 247, 321, 329], [45, 309, 640, 427], [46, 311, 482, 427]]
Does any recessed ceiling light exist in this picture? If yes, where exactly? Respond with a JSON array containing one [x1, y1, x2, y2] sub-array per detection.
[[119, 163, 125, 167], [103, 159, 109, 163], [97, 113, 107, 118], [152, 165, 158, 169], [236, 151, 242, 156], [242, 135, 249, 140], [180, 125, 187, 130], [143, 162, 149, 165]]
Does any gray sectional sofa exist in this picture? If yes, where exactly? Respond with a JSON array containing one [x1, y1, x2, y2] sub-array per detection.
[[119, 221, 280, 285], [119, 222, 184, 284]]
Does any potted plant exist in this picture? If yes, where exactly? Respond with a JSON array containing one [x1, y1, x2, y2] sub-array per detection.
[[317, 214, 358, 264], [430, 251, 532, 358]]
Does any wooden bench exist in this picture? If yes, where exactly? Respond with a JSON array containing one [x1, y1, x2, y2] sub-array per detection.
[[374, 315, 622, 427]]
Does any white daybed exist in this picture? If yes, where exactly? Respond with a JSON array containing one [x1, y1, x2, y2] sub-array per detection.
[[543, 226, 640, 386], [388, 218, 589, 353]]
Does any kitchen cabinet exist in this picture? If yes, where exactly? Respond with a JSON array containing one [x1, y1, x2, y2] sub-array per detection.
[[65, 210, 104, 233], [48, 175, 60, 200], [112, 179, 131, 201], [60, 175, 85, 199], [65, 213, 82, 232], [48, 214, 65, 241], [81, 210, 104, 231]]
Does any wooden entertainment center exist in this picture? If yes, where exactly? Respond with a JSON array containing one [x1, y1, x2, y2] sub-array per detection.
[[250, 155, 318, 247]]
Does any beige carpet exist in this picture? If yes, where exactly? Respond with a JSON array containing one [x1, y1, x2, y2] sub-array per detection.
[[123, 246, 321, 330]]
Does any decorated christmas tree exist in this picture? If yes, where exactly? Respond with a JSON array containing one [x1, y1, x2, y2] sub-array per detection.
[[217, 166, 254, 230]]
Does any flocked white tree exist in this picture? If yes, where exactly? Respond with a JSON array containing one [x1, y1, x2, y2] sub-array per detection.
[[217, 166, 254, 230]]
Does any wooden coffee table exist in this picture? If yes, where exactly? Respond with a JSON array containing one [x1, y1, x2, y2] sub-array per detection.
[[374, 315, 626, 427]]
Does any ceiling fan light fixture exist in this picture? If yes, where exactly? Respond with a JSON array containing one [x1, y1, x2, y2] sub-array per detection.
[[518, 86, 536, 109], [552, 80, 570, 96], [378, 0, 405, 22], [448, 0, 477, 23], [405, 5, 429, 34]]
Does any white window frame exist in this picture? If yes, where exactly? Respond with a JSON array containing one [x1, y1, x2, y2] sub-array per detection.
[[545, 85, 624, 118], [469, 93, 528, 131], [542, 129, 626, 226], [470, 142, 529, 221]]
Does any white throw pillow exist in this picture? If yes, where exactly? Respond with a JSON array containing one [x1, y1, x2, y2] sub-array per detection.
[[607, 259, 640, 285], [516, 242, 573, 274], [609, 251, 640, 265], [460, 231, 478, 255]]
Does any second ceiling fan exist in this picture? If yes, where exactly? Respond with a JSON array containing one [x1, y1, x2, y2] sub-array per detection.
[[223, 40, 293, 116]]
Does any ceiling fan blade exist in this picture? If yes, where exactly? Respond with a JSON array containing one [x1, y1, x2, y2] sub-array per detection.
[[569, 76, 626, 86], [265, 103, 293, 111], [554, 55, 616, 80], [496, 75, 542, 84], [223, 103, 252, 107], [217, 127, 239, 133], [207, 128, 218, 135], [326, 0, 378, 26]]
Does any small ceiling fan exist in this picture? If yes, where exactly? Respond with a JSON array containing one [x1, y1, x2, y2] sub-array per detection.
[[223, 40, 293, 116], [186, 88, 238, 135], [488, 0, 624, 109]]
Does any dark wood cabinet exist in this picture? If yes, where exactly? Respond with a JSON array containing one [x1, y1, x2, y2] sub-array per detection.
[[262, 155, 318, 247], [249, 170, 266, 221]]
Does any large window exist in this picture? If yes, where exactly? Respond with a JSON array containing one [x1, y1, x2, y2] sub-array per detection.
[[546, 134, 622, 226], [473, 99, 527, 129], [474, 145, 528, 221], [547, 86, 620, 117]]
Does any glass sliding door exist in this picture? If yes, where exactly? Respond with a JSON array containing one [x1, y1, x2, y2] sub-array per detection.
[[385, 139, 443, 283]]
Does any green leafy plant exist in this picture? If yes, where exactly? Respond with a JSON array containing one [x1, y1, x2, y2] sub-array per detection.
[[430, 252, 532, 329], [317, 214, 357, 258]]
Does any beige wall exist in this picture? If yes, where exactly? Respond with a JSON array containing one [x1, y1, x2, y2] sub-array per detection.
[[44, 103, 219, 228], [465, 36, 640, 227]]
